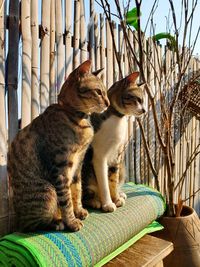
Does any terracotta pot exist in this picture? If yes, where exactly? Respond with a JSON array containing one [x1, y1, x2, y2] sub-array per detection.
[[153, 205, 200, 267]]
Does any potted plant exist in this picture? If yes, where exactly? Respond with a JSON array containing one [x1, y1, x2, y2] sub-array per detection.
[[99, 0, 200, 266]]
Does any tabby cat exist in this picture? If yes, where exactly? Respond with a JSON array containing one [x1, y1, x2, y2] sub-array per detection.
[[8, 60, 109, 232], [82, 72, 145, 212]]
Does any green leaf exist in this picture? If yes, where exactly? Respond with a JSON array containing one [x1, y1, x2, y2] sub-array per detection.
[[126, 7, 141, 30], [152, 32, 176, 49]]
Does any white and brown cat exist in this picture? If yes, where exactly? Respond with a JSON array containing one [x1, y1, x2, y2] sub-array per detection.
[[82, 72, 145, 212]]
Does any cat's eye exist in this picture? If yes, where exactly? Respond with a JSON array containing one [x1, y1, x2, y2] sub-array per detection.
[[123, 94, 136, 100], [95, 89, 102, 96], [137, 98, 143, 104], [78, 87, 90, 94]]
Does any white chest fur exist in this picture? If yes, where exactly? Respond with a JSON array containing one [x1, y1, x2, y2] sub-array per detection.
[[92, 115, 128, 164]]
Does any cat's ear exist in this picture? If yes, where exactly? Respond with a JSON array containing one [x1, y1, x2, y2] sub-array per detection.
[[92, 68, 104, 76], [126, 72, 140, 83], [78, 60, 92, 75]]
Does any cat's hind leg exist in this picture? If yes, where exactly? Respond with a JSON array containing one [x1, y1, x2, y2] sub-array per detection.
[[109, 166, 125, 208], [16, 181, 61, 231]]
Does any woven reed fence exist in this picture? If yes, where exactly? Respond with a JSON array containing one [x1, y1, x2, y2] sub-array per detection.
[[0, 0, 199, 236]]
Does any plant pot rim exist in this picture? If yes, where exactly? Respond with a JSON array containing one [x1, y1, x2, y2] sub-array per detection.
[[163, 205, 195, 219]]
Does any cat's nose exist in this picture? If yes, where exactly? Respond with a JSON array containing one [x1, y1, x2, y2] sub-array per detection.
[[105, 98, 110, 107]]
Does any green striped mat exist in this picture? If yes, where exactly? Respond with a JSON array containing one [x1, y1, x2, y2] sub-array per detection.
[[0, 183, 165, 267]]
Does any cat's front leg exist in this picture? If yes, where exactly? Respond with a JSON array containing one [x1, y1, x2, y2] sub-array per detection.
[[71, 167, 89, 220], [109, 165, 125, 208], [93, 155, 116, 212], [55, 174, 83, 231]]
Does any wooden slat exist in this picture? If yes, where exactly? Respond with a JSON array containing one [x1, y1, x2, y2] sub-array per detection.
[[40, 0, 50, 112], [80, 0, 87, 63], [65, 0, 72, 77], [7, 0, 20, 143], [94, 13, 100, 70], [106, 19, 113, 88], [113, 21, 118, 82], [73, 0, 80, 69], [31, 0, 40, 118], [49, 0, 56, 104], [55, 0, 65, 93], [100, 14, 106, 85], [105, 235, 173, 267], [21, 0, 32, 128], [0, 0, 9, 237], [118, 24, 124, 77], [133, 31, 141, 183], [89, 0, 95, 67]]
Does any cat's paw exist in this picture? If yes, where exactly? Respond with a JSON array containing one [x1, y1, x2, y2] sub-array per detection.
[[49, 219, 65, 231], [91, 199, 102, 209], [75, 208, 89, 220], [102, 202, 117, 212], [119, 192, 127, 200], [84, 198, 102, 209], [66, 218, 83, 232], [114, 197, 126, 207], [55, 220, 65, 231]]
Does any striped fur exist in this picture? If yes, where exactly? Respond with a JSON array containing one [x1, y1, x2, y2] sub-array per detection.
[[8, 60, 109, 232], [82, 72, 146, 212]]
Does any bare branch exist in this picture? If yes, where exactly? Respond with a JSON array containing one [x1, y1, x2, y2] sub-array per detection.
[[137, 118, 160, 190], [175, 143, 200, 192], [183, 187, 200, 202]]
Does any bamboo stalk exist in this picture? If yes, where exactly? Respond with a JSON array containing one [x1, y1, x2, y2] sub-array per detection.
[[56, 0, 65, 93], [89, 0, 95, 66], [7, 0, 19, 143], [40, 0, 50, 112], [73, 0, 80, 69], [133, 31, 141, 183], [100, 14, 106, 85], [50, 0, 56, 104], [106, 19, 113, 88], [65, 0, 72, 77], [31, 0, 39, 119], [0, 0, 8, 237], [80, 0, 87, 63], [21, 0, 32, 128], [118, 24, 123, 76], [94, 13, 100, 70], [113, 21, 118, 82]]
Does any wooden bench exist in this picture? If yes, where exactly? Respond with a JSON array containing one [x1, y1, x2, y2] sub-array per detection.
[[105, 235, 174, 267]]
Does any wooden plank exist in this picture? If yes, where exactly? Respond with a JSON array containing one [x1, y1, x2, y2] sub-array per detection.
[[7, 0, 19, 143], [40, 0, 50, 112], [65, 0, 72, 77], [21, 0, 32, 128], [31, 0, 40, 118], [73, 0, 80, 69], [80, 0, 87, 63], [49, 0, 56, 104], [105, 235, 173, 267], [56, 0, 65, 93], [0, 0, 9, 237]]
